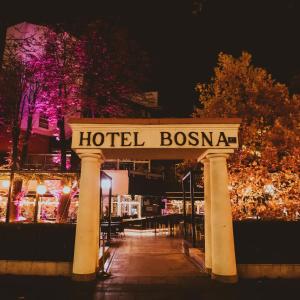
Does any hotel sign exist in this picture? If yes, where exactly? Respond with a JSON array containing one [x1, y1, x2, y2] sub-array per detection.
[[70, 120, 240, 150]]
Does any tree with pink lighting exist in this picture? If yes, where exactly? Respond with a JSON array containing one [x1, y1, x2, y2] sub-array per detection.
[[0, 37, 29, 170], [38, 21, 150, 169], [1, 21, 151, 171], [0, 25, 46, 169], [38, 26, 85, 171], [20, 57, 46, 167]]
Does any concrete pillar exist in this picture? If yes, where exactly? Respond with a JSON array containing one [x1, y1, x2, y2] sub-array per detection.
[[72, 152, 102, 281], [201, 158, 212, 273], [128, 203, 132, 216], [138, 198, 142, 219], [117, 195, 122, 216], [208, 153, 237, 283]]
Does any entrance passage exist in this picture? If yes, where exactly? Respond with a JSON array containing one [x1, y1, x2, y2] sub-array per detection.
[[98, 233, 207, 299], [70, 118, 241, 282]]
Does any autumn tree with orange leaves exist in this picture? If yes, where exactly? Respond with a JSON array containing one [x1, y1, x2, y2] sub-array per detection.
[[190, 52, 300, 220], [194, 52, 300, 171]]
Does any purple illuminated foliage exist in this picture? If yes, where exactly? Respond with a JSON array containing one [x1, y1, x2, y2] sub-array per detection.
[[0, 21, 149, 169]]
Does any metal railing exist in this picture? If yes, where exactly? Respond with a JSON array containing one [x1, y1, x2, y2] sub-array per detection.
[[129, 170, 164, 180], [24, 153, 73, 170], [122, 214, 205, 249]]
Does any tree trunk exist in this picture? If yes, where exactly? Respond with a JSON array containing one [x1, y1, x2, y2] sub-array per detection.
[[9, 179, 22, 222], [70, 150, 79, 171], [20, 114, 33, 168], [58, 117, 67, 171], [11, 121, 20, 170], [56, 193, 71, 223], [0, 22, 7, 65]]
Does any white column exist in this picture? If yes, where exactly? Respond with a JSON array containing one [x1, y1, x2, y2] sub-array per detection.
[[201, 158, 212, 273], [72, 152, 102, 281], [128, 203, 132, 216], [138, 196, 142, 219], [117, 195, 122, 216], [208, 153, 237, 283]]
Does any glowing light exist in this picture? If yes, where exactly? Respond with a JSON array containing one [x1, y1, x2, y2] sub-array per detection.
[[101, 178, 111, 189], [36, 184, 47, 195], [244, 187, 252, 195], [72, 180, 78, 188], [264, 184, 275, 195], [1, 180, 10, 189], [62, 186, 71, 194], [228, 185, 233, 191]]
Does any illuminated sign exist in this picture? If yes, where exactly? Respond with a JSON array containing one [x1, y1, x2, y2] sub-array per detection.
[[70, 123, 240, 149]]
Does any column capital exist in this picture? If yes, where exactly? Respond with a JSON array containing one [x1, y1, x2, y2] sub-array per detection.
[[200, 157, 209, 164], [206, 153, 229, 160], [197, 149, 234, 162], [76, 150, 105, 163]]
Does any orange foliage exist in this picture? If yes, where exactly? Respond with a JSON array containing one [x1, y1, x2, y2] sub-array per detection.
[[194, 52, 300, 220]]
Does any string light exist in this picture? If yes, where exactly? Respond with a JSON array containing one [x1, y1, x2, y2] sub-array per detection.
[[264, 184, 275, 195], [244, 187, 252, 195]]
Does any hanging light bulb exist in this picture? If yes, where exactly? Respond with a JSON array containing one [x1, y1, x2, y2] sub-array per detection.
[[36, 184, 47, 195], [62, 185, 71, 194], [1, 180, 10, 189], [101, 178, 111, 189], [264, 184, 275, 196]]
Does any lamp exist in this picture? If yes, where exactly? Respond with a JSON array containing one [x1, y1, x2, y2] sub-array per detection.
[[264, 184, 275, 195], [62, 185, 71, 194], [101, 178, 111, 190], [1, 180, 10, 189], [36, 184, 47, 195]]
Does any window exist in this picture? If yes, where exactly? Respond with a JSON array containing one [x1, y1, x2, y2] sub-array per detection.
[[102, 161, 118, 170], [39, 113, 49, 129], [119, 162, 134, 171]]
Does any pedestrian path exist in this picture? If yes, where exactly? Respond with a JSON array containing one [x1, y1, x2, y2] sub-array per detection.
[[108, 232, 203, 278], [1, 232, 299, 300], [95, 232, 208, 299]]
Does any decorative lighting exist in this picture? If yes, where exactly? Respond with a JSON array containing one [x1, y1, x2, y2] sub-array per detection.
[[101, 178, 111, 189], [62, 186, 71, 194], [264, 184, 275, 195], [36, 184, 47, 195], [72, 180, 78, 188], [1, 180, 10, 189], [244, 187, 252, 195]]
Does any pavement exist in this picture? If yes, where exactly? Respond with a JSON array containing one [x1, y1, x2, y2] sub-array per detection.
[[0, 231, 300, 300]]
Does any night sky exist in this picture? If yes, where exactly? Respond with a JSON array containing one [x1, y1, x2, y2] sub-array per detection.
[[1, 0, 300, 117]]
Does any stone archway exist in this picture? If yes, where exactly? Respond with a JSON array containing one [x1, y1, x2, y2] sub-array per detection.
[[69, 118, 241, 283]]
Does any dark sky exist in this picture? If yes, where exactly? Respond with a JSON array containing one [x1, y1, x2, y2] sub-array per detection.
[[1, 0, 300, 117]]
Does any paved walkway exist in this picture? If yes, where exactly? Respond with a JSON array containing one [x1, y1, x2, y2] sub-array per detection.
[[95, 232, 207, 299], [1, 233, 300, 299]]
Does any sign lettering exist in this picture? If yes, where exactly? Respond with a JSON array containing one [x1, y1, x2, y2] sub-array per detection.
[[76, 129, 238, 149]]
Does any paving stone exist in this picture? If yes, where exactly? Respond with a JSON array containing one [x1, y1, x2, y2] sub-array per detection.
[[1, 235, 300, 299]]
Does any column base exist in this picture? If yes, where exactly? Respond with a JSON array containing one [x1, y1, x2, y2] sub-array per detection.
[[72, 272, 96, 281], [211, 272, 238, 283], [205, 267, 212, 274]]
